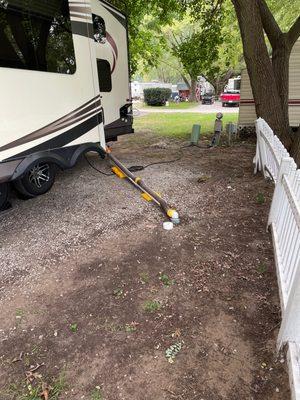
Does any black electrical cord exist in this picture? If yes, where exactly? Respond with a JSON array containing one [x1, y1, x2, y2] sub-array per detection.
[[85, 142, 207, 176], [84, 154, 114, 176], [129, 153, 183, 172], [128, 144, 207, 172]]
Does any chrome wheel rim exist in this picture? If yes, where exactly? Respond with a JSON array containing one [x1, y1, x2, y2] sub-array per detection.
[[28, 163, 50, 189]]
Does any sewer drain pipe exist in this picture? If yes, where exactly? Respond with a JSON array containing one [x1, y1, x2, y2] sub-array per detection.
[[107, 151, 180, 224]]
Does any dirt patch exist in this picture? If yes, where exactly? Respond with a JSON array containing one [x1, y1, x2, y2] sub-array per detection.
[[0, 133, 289, 399]]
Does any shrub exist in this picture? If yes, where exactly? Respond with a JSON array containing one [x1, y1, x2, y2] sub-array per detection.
[[144, 87, 172, 106]]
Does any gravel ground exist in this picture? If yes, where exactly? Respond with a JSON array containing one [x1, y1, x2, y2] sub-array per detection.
[[0, 136, 194, 293], [0, 132, 290, 400]]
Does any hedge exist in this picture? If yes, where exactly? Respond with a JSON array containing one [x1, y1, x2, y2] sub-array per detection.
[[144, 88, 172, 106]]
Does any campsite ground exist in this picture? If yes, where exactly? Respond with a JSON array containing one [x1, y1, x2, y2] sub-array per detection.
[[0, 119, 290, 399]]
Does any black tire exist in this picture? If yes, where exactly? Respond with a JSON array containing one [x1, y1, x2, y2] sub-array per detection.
[[13, 162, 56, 199], [0, 183, 10, 211]]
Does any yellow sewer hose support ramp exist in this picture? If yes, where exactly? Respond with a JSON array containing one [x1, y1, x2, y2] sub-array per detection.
[[107, 150, 180, 224]]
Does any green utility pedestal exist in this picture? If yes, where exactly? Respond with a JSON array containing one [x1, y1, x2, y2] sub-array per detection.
[[191, 124, 201, 146], [226, 123, 238, 146]]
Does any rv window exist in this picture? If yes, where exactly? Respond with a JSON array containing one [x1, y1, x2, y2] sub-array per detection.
[[0, 0, 76, 74], [93, 14, 106, 43], [97, 59, 112, 92]]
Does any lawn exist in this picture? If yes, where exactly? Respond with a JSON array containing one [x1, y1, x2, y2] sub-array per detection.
[[134, 112, 238, 139], [135, 101, 199, 110]]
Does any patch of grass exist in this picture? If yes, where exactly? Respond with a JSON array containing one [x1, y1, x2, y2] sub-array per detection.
[[140, 272, 150, 285], [102, 321, 121, 333], [159, 273, 174, 287], [256, 192, 265, 204], [5, 374, 66, 400], [70, 323, 78, 333], [139, 101, 198, 110], [133, 113, 238, 139], [91, 387, 103, 400], [124, 322, 138, 333], [143, 300, 161, 313]]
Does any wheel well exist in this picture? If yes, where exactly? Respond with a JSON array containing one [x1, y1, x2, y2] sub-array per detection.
[[9, 143, 106, 182]]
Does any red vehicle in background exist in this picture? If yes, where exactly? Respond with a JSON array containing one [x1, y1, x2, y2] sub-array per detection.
[[220, 91, 240, 107]]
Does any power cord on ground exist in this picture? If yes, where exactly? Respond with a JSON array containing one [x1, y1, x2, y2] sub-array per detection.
[[85, 143, 207, 176], [84, 154, 114, 176]]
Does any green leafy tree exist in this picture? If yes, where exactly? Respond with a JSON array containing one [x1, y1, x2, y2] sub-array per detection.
[[187, 0, 300, 162], [161, 12, 224, 100], [110, 0, 182, 74]]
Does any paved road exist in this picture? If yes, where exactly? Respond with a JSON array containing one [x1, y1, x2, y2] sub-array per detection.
[[136, 101, 239, 115]]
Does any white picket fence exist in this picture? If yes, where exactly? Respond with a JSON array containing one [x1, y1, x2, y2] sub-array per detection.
[[255, 118, 300, 400]]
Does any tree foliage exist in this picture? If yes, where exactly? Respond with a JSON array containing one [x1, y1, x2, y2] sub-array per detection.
[[109, 0, 182, 73]]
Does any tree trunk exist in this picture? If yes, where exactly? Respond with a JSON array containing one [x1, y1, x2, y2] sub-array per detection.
[[189, 78, 197, 102], [271, 35, 291, 133], [290, 130, 300, 166], [231, 0, 292, 148]]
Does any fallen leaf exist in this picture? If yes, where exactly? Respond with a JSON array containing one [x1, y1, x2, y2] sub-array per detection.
[[41, 382, 50, 400]]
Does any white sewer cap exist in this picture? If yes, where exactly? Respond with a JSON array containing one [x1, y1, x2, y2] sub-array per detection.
[[163, 221, 174, 231]]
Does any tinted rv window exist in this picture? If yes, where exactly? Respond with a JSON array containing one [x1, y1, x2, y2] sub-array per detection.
[[0, 0, 76, 74], [93, 14, 106, 43], [97, 59, 112, 92]]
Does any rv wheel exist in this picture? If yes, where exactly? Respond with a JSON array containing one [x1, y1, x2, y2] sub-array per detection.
[[0, 183, 9, 210], [13, 162, 56, 199]]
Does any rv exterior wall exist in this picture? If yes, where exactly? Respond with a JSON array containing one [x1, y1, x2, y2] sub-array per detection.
[[92, 0, 132, 136], [0, 0, 133, 187], [0, 1, 104, 163], [239, 40, 300, 128]]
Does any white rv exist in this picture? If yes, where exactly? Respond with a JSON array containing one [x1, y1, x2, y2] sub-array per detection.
[[239, 40, 300, 128], [0, 0, 133, 209]]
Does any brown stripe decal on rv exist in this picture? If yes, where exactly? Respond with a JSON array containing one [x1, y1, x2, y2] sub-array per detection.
[[240, 99, 300, 105], [11, 112, 103, 159], [106, 32, 118, 73], [69, 6, 91, 14], [0, 97, 101, 153]]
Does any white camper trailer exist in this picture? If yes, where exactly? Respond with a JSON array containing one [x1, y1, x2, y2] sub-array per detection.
[[239, 40, 300, 128], [0, 0, 133, 209]]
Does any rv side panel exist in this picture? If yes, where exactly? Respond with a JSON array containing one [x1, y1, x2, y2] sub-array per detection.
[[239, 40, 300, 129]]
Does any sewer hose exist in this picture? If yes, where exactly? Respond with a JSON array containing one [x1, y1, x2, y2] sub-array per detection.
[[106, 150, 180, 224]]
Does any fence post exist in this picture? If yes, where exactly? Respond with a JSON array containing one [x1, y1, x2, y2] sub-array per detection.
[[268, 157, 294, 228]]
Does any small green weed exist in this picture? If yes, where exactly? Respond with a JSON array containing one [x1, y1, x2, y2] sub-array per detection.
[[140, 272, 149, 284], [113, 288, 123, 298], [143, 300, 161, 313], [256, 193, 265, 204], [70, 323, 78, 333], [91, 387, 103, 400], [16, 308, 25, 318], [159, 273, 174, 287], [165, 342, 183, 364], [257, 263, 268, 274], [15, 308, 25, 326], [31, 345, 41, 355], [124, 322, 138, 333]]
